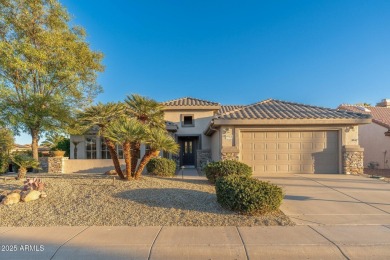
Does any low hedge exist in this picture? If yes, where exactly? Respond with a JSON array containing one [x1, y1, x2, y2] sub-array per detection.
[[215, 175, 283, 214], [146, 157, 176, 177], [203, 160, 252, 184]]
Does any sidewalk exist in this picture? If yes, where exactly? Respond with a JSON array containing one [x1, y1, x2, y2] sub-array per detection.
[[1, 225, 390, 259]]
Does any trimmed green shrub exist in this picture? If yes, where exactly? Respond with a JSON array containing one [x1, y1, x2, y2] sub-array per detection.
[[147, 157, 176, 177], [203, 160, 252, 184], [215, 175, 283, 214]]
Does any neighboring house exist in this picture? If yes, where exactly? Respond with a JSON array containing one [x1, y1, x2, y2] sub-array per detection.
[[11, 144, 50, 156], [338, 99, 390, 169], [69, 97, 370, 175]]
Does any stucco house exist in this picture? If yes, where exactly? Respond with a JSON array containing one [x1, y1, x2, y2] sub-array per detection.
[[338, 99, 390, 169], [67, 97, 370, 175]]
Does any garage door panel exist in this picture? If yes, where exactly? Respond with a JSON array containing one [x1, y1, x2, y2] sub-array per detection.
[[278, 154, 289, 160], [302, 143, 313, 150], [266, 132, 277, 139], [314, 143, 325, 150], [242, 142, 253, 150], [253, 143, 265, 150], [289, 143, 301, 149], [254, 153, 265, 161], [266, 143, 277, 150], [301, 154, 312, 161], [266, 153, 277, 160], [289, 132, 301, 138], [289, 165, 301, 172], [278, 143, 289, 150], [289, 154, 301, 160], [266, 165, 277, 172], [241, 130, 339, 175], [241, 132, 254, 140], [278, 132, 289, 139], [254, 165, 265, 173], [302, 164, 314, 173]]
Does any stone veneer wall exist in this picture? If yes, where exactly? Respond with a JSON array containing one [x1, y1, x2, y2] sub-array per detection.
[[343, 145, 364, 174], [48, 157, 67, 174], [197, 149, 211, 171], [38, 157, 49, 172], [221, 152, 239, 161]]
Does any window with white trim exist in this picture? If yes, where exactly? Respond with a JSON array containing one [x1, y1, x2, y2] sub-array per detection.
[[85, 137, 97, 159]]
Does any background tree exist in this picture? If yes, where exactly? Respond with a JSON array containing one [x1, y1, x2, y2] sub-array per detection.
[[0, 128, 14, 173], [41, 132, 66, 148], [0, 0, 104, 160]]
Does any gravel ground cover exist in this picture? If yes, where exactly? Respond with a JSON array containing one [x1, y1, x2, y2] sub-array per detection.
[[363, 168, 390, 182], [0, 174, 293, 227]]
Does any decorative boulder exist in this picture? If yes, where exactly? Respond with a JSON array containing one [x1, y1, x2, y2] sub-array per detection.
[[104, 169, 118, 175], [2, 192, 21, 205], [21, 190, 41, 202], [0, 190, 10, 203]]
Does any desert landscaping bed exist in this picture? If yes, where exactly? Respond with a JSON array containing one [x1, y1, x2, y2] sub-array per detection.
[[364, 168, 390, 182], [0, 174, 293, 227]]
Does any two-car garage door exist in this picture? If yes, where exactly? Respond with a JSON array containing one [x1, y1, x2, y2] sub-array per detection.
[[241, 131, 339, 175]]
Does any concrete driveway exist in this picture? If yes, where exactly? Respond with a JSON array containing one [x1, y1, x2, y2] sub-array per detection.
[[261, 174, 390, 225]]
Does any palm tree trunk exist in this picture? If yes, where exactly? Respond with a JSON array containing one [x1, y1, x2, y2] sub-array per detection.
[[123, 141, 132, 180], [130, 141, 140, 175], [17, 167, 27, 180], [134, 150, 160, 179], [105, 138, 125, 179]]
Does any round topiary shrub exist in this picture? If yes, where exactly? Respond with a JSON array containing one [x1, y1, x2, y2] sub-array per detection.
[[146, 157, 176, 177], [203, 160, 252, 184], [215, 175, 283, 214]]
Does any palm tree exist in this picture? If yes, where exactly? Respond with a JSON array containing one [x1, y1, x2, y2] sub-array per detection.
[[134, 128, 179, 179], [105, 117, 147, 180], [78, 102, 126, 179], [12, 153, 41, 180], [125, 94, 165, 173], [40, 132, 66, 148]]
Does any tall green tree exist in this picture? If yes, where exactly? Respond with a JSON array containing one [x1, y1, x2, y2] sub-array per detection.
[[125, 94, 165, 173], [0, 0, 104, 160], [78, 102, 126, 179], [0, 128, 14, 173]]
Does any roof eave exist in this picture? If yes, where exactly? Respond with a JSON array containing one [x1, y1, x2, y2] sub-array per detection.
[[163, 105, 221, 111], [204, 120, 218, 136], [212, 118, 372, 126]]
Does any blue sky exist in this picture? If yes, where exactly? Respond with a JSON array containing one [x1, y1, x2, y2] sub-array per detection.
[[16, 0, 390, 143]]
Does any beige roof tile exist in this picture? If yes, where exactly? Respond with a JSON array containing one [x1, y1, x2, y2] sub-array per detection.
[[338, 105, 390, 128], [162, 97, 220, 107], [218, 105, 245, 114], [217, 99, 370, 120]]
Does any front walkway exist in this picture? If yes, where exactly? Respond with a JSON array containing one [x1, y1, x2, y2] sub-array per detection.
[[175, 168, 204, 180]]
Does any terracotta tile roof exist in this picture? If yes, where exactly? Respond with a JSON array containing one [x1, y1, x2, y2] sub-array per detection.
[[218, 105, 245, 114], [217, 99, 370, 120], [338, 105, 390, 129], [162, 97, 220, 107]]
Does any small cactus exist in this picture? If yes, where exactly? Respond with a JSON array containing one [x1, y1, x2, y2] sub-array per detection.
[[23, 178, 45, 192]]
